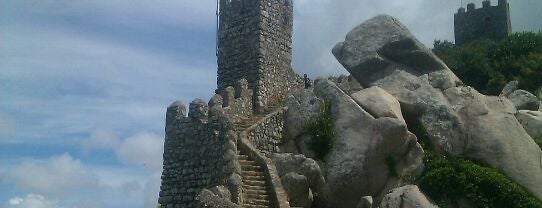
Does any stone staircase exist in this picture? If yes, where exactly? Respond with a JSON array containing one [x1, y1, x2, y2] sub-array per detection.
[[234, 104, 283, 208], [238, 151, 273, 208]]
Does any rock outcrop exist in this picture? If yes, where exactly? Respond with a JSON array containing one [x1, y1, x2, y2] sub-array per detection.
[[378, 185, 438, 208], [333, 14, 542, 200], [271, 153, 327, 208], [507, 89, 541, 111], [313, 79, 424, 207], [517, 110, 542, 139], [351, 86, 405, 122]]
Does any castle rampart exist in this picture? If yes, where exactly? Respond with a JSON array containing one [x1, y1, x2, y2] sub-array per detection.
[[209, 79, 254, 123], [159, 100, 241, 207], [454, 0, 511, 45]]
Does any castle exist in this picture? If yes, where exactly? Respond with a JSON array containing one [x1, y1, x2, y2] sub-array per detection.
[[454, 0, 512, 45], [158, 0, 303, 207]]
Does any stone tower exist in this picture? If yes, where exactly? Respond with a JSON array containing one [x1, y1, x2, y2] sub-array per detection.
[[454, 0, 512, 45], [217, 0, 302, 112]]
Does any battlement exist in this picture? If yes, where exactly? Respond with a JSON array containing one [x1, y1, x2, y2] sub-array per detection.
[[161, 98, 238, 207], [454, 0, 511, 45], [209, 79, 254, 122]]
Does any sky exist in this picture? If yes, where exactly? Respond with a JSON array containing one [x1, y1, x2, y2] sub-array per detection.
[[0, 0, 541, 207]]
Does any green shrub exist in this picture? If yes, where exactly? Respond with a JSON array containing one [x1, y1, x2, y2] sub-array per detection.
[[433, 32, 542, 95], [405, 117, 542, 208], [306, 102, 335, 159], [420, 152, 542, 208]]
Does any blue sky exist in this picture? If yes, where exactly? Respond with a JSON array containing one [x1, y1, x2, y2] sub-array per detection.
[[1, 0, 541, 207]]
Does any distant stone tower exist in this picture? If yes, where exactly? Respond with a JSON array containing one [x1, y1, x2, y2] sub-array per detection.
[[217, 0, 302, 112], [454, 0, 512, 45]]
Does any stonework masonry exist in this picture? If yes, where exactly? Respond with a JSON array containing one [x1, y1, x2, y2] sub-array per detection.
[[454, 0, 511, 45], [217, 0, 303, 112], [159, 100, 241, 207], [244, 107, 287, 153], [160, 1, 306, 207], [209, 79, 254, 123]]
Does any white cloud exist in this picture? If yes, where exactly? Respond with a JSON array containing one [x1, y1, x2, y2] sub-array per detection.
[[143, 172, 161, 208], [116, 132, 164, 170], [82, 129, 121, 151], [4, 194, 58, 208], [7, 154, 99, 196]]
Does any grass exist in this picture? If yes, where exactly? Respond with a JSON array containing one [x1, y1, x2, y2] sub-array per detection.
[[306, 101, 335, 159]]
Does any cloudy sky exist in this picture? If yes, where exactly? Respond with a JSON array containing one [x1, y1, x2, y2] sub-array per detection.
[[1, 0, 540, 207]]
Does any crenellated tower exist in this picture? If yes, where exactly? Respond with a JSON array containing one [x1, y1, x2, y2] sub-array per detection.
[[217, 0, 303, 112], [454, 0, 512, 45]]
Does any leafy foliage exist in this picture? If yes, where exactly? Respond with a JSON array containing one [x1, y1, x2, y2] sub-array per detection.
[[433, 32, 542, 95], [306, 102, 335, 159], [406, 117, 542, 208]]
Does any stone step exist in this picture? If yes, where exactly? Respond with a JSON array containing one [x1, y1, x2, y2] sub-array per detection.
[[243, 193, 270, 200], [243, 198, 270, 205], [243, 175, 265, 181], [243, 189, 268, 195], [242, 165, 263, 171], [243, 184, 267, 191], [243, 179, 266, 186], [239, 160, 257, 166], [242, 170, 265, 177], [242, 204, 269, 208]]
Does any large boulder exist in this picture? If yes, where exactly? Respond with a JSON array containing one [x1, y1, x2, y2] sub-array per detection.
[[270, 153, 327, 208], [507, 89, 540, 111], [196, 189, 237, 208], [314, 80, 424, 207], [444, 86, 542, 198], [516, 110, 542, 139], [281, 172, 313, 208], [378, 185, 438, 208], [332, 15, 462, 90], [333, 14, 542, 200], [284, 89, 325, 139], [351, 86, 405, 122]]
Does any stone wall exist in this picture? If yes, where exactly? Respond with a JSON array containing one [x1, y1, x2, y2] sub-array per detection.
[[454, 0, 511, 45], [159, 99, 240, 208], [217, 0, 303, 112], [244, 107, 288, 153], [210, 79, 254, 123]]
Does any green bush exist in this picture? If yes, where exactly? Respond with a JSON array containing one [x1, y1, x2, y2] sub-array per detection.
[[306, 102, 335, 159], [406, 117, 542, 208], [433, 32, 542, 95]]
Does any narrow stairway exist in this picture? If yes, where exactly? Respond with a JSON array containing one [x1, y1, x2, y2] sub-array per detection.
[[238, 151, 273, 208]]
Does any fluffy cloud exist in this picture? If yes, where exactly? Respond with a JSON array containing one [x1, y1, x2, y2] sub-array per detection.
[[143, 172, 162, 208], [4, 194, 58, 208], [116, 132, 164, 170], [6, 154, 99, 196], [82, 129, 121, 151]]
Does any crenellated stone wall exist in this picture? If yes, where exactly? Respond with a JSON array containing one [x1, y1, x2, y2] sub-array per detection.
[[158, 99, 240, 208], [244, 107, 288, 153], [217, 0, 303, 112], [209, 79, 254, 123], [454, 0, 511, 45]]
